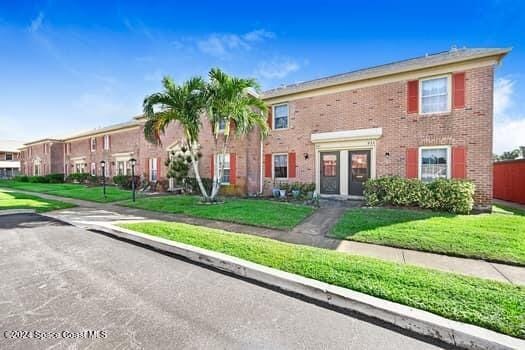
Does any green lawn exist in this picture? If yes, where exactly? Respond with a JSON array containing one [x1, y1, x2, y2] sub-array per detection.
[[120, 221, 525, 339], [329, 205, 525, 265], [0, 180, 132, 203], [120, 195, 314, 229], [0, 190, 74, 212]]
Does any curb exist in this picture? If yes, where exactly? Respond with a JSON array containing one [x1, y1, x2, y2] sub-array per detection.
[[0, 209, 36, 216], [90, 221, 524, 350]]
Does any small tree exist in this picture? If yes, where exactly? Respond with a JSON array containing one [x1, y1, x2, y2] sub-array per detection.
[[166, 141, 202, 187], [143, 76, 211, 199], [206, 68, 268, 199], [496, 148, 521, 161]]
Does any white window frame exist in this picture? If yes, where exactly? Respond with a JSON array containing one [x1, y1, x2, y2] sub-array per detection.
[[215, 153, 231, 185], [5, 153, 12, 161], [272, 153, 289, 179], [90, 162, 96, 176], [418, 145, 451, 182], [149, 158, 158, 181], [116, 161, 127, 176], [272, 103, 289, 130], [419, 74, 452, 115], [90, 138, 96, 152], [103, 135, 110, 150]]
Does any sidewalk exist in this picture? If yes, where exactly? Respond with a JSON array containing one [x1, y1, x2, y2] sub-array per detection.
[[6, 188, 525, 286]]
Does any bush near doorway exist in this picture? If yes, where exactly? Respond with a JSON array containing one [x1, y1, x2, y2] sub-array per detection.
[[364, 176, 475, 214]]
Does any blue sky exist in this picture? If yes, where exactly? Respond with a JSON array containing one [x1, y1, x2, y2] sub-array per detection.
[[0, 0, 524, 153]]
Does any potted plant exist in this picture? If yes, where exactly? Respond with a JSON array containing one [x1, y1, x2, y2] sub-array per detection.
[[302, 183, 316, 199], [291, 182, 301, 199], [272, 180, 280, 198], [279, 182, 289, 199]]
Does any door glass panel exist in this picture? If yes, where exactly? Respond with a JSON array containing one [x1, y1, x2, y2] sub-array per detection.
[[322, 154, 337, 177], [351, 154, 368, 183]]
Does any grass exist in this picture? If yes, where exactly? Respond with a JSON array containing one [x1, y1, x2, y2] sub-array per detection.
[[119, 221, 525, 338], [119, 195, 315, 229], [0, 189, 74, 212], [0, 180, 132, 203], [329, 205, 525, 265]]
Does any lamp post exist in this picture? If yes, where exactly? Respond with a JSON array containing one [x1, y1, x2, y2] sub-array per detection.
[[100, 160, 106, 199], [130, 158, 136, 202]]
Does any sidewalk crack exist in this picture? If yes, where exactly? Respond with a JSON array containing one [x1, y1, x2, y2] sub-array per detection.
[[490, 263, 513, 284]]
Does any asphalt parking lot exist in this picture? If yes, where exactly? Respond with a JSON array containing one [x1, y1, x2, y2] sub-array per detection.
[[0, 213, 449, 349]]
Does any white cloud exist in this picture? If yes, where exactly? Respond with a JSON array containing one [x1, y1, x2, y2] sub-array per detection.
[[243, 29, 275, 42], [255, 58, 300, 79], [28, 12, 44, 33], [197, 29, 274, 58], [493, 77, 525, 154]]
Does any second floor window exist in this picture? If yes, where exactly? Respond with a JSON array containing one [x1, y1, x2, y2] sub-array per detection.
[[103, 135, 110, 150], [421, 76, 449, 114], [5, 153, 13, 161], [90, 138, 96, 152], [273, 104, 289, 129]]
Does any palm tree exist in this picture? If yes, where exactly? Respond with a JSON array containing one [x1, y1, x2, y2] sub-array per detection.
[[206, 68, 268, 199], [143, 76, 210, 199]]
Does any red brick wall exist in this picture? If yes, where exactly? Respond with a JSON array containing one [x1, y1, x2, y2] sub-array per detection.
[[262, 65, 495, 208]]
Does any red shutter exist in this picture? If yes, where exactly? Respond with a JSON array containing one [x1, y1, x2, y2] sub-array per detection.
[[407, 80, 419, 114], [264, 154, 272, 178], [288, 152, 296, 178], [452, 72, 466, 109], [157, 158, 161, 179], [210, 156, 214, 178], [230, 153, 236, 185], [267, 107, 273, 129], [452, 147, 467, 179], [406, 148, 418, 178]]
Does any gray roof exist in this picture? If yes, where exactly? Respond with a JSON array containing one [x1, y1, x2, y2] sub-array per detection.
[[262, 47, 511, 99], [0, 140, 24, 152], [23, 119, 141, 146]]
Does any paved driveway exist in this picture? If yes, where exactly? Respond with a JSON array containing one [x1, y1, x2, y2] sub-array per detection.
[[0, 214, 448, 350]]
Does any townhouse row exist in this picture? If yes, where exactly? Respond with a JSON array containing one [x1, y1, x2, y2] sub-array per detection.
[[19, 47, 510, 210]]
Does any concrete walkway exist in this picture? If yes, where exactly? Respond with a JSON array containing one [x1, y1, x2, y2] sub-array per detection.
[[4, 188, 525, 286], [493, 198, 525, 211]]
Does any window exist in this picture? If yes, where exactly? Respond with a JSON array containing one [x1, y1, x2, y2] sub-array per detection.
[[150, 158, 158, 181], [90, 163, 96, 176], [420, 76, 450, 114], [5, 153, 13, 161], [322, 154, 337, 177], [34, 164, 40, 176], [90, 138, 96, 152], [117, 161, 126, 176], [273, 154, 288, 178], [218, 119, 226, 133], [216, 153, 230, 184], [420, 147, 450, 182], [273, 104, 289, 129], [103, 135, 110, 150], [75, 162, 85, 174]]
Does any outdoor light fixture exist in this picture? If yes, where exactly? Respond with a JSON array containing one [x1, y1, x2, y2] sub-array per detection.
[[130, 158, 137, 202], [385, 152, 390, 158], [100, 160, 106, 199], [304, 153, 309, 160]]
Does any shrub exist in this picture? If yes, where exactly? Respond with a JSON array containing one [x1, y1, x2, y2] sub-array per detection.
[[14, 175, 29, 182], [184, 177, 213, 195], [28, 176, 47, 183], [45, 173, 65, 183], [112, 175, 140, 189], [66, 173, 89, 183], [364, 176, 475, 214]]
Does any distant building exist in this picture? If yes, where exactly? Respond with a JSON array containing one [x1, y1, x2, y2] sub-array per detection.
[[0, 140, 23, 178]]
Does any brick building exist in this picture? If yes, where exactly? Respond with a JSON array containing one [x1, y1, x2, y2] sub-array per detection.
[[19, 47, 509, 210], [0, 140, 23, 178]]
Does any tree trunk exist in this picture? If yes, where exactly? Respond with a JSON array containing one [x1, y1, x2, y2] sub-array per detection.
[[210, 134, 230, 200], [188, 144, 209, 200]]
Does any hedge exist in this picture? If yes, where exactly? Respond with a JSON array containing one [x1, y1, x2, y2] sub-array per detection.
[[364, 176, 475, 214], [14, 173, 65, 184], [112, 175, 140, 189]]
